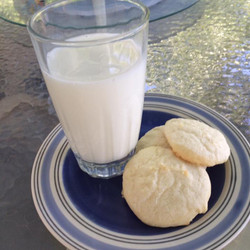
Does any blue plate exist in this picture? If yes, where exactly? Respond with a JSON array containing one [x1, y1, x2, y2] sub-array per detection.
[[31, 93, 249, 249]]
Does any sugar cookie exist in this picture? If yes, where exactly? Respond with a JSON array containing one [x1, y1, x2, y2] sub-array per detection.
[[136, 125, 170, 153], [123, 146, 211, 227], [163, 118, 230, 166]]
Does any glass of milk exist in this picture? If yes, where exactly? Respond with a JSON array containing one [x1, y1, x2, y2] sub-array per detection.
[[28, 0, 149, 178]]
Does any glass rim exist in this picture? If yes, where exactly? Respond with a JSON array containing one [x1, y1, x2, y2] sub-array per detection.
[[27, 0, 150, 46]]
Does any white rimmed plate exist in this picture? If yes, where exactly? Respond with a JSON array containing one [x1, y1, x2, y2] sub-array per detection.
[[31, 93, 250, 249]]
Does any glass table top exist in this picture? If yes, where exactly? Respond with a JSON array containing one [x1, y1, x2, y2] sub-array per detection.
[[0, 0, 199, 26]]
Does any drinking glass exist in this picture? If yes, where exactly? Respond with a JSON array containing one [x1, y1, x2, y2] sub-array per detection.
[[28, 0, 149, 178]]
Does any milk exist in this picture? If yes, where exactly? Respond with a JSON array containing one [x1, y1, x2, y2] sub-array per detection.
[[42, 35, 146, 164]]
